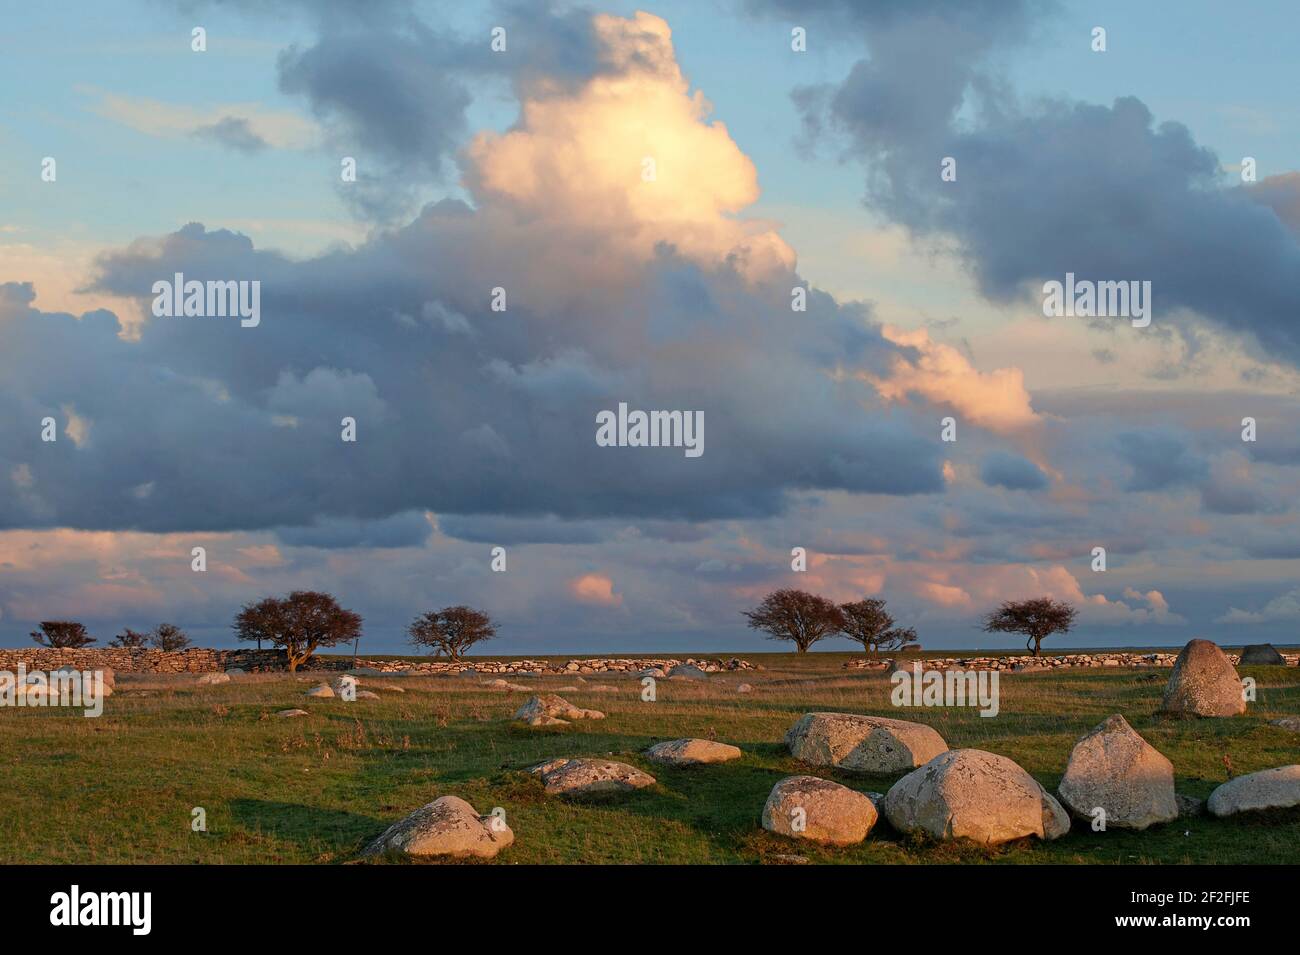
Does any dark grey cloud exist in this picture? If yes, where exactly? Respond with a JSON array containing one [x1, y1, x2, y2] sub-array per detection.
[[1114, 431, 1207, 492], [0, 194, 948, 533], [781, 2, 1300, 365], [979, 451, 1047, 491]]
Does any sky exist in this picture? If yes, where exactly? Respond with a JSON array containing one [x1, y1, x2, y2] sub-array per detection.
[[2, 0, 1299, 655]]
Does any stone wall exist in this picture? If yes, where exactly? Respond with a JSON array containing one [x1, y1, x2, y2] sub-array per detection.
[[0, 647, 289, 673], [0, 648, 754, 676], [846, 650, 1299, 671]]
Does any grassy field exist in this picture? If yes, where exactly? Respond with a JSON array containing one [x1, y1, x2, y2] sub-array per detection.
[[2, 652, 1298, 864]]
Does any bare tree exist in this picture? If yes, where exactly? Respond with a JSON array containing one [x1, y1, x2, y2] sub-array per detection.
[[234, 591, 362, 672], [741, 589, 844, 653], [30, 621, 96, 648], [110, 628, 151, 648], [150, 623, 192, 652], [838, 598, 916, 656], [981, 597, 1077, 657], [408, 606, 496, 661]]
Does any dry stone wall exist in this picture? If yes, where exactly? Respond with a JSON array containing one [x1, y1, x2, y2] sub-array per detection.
[[846, 651, 1298, 671]]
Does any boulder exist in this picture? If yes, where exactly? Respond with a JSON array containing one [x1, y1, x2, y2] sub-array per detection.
[[224, 667, 247, 676], [786, 712, 948, 774], [196, 673, 230, 686], [1039, 786, 1071, 839], [736, 683, 754, 693], [645, 738, 742, 767], [1160, 639, 1245, 717], [305, 684, 335, 698], [276, 708, 309, 718], [1238, 644, 1286, 666], [528, 758, 655, 797], [363, 795, 513, 859], [513, 695, 604, 726], [355, 689, 381, 700], [1057, 714, 1178, 830], [883, 749, 1059, 845], [668, 664, 709, 680], [761, 775, 877, 846], [636, 667, 666, 679], [1270, 716, 1300, 733], [1207, 765, 1300, 817]]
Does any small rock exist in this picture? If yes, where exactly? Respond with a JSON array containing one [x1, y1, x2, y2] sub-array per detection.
[[363, 796, 513, 859], [1270, 716, 1300, 733], [1175, 793, 1205, 817], [276, 708, 309, 718], [306, 684, 335, 698], [786, 712, 948, 774], [1207, 765, 1300, 817], [528, 758, 655, 797], [514, 695, 604, 725], [645, 738, 742, 767], [196, 673, 231, 686], [761, 775, 877, 845], [736, 683, 754, 693]]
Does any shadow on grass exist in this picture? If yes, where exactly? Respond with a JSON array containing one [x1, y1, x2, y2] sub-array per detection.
[[229, 798, 385, 858]]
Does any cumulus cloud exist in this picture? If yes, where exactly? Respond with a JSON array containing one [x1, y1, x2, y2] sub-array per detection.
[[1217, 588, 1300, 624]]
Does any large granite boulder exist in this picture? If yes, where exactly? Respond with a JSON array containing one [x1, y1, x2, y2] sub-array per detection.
[[761, 775, 877, 845], [786, 712, 948, 774], [528, 758, 655, 797], [645, 738, 742, 766], [1057, 714, 1177, 829], [1207, 766, 1300, 817], [1160, 639, 1245, 717], [883, 749, 1063, 845], [362, 796, 513, 859], [513, 695, 605, 726], [1238, 644, 1286, 666]]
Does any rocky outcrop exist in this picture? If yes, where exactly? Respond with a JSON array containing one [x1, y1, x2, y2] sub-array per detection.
[[645, 738, 742, 766], [1057, 715, 1177, 829], [1161, 639, 1246, 717], [1207, 766, 1300, 817], [761, 775, 878, 845], [363, 796, 513, 859], [786, 712, 948, 774], [883, 750, 1063, 845]]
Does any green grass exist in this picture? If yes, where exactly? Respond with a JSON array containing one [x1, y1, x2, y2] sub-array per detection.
[[1, 655, 1297, 864]]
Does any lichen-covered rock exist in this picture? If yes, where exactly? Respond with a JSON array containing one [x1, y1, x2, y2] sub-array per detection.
[[1057, 714, 1177, 830], [1160, 639, 1245, 717], [528, 758, 655, 797], [513, 694, 604, 725], [1038, 785, 1071, 839], [645, 738, 742, 766], [363, 796, 513, 859], [883, 750, 1058, 845], [1207, 766, 1300, 817], [786, 712, 948, 774], [761, 775, 877, 846]]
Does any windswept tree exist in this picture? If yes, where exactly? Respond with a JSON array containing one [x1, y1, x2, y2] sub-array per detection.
[[982, 597, 1077, 657], [110, 628, 151, 649], [838, 598, 917, 656], [742, 589, 844, 653], [234, 591, 362, 672], [30, 621, 95, 648], [408, 606, 497, 661], [150, 623, 192, 652]]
